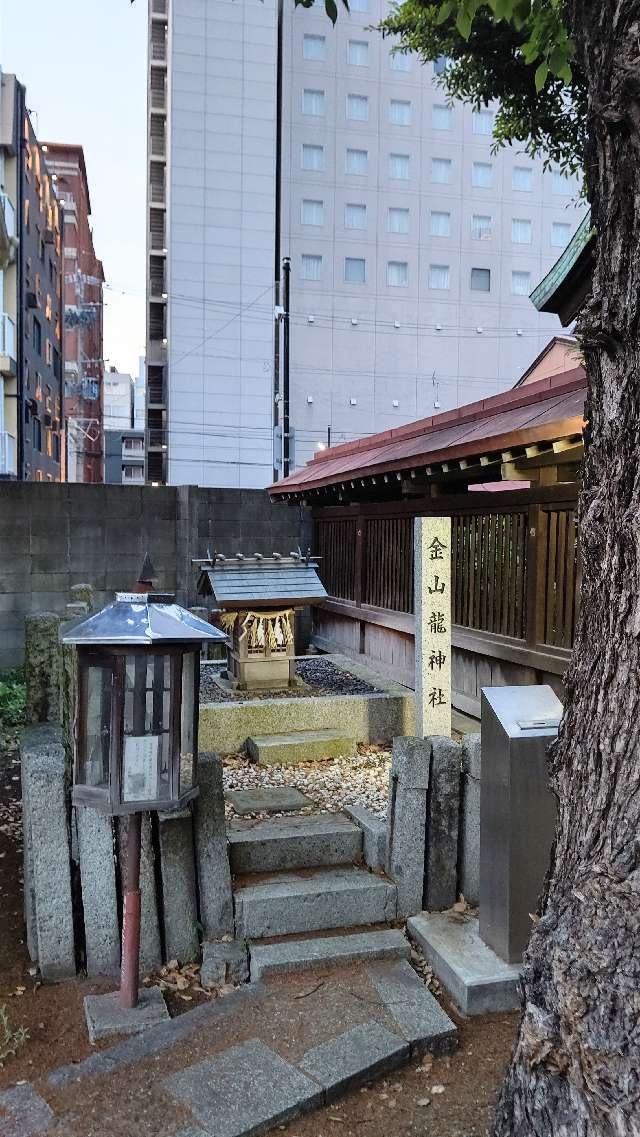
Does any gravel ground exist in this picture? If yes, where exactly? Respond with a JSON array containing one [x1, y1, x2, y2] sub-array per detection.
[[200, 656, 383, 704], [223, 745, 391, 820]]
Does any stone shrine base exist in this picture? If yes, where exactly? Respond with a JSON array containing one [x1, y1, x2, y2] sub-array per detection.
[[84, 986, 170, 1044], [407, 913, 522, 1016]]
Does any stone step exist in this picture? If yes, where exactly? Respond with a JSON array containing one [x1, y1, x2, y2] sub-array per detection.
[[228, 813, 363, 874], [234, 867, 397, 939], [249, 928, 410, 980], [246, 728, 357, 767]]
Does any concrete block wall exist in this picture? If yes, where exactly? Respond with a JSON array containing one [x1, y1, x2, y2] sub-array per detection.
[[0, 483, 310, 669]]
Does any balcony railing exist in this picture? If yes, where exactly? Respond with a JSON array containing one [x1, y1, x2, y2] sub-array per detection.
[[0, 431, 16, 476], [0, 313, 16, 360]]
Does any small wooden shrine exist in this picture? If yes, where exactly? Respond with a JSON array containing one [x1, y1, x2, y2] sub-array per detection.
[[196, 552, 326, 690]]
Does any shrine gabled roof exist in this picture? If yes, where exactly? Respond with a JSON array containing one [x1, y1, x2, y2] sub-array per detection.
[[197, 560, 327, 608], [269, 368, 586, 500]]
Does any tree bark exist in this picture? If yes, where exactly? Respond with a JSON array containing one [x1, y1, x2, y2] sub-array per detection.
[[494, 3, 640, 1134]]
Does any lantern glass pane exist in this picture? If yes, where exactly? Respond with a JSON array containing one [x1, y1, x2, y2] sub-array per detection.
[[122, 653, 171, 802], [84, 665, 113, 789], [180, 652, 196, 794]]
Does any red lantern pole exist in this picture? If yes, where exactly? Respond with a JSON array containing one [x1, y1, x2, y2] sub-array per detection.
[[120, 811, 142, 1009]]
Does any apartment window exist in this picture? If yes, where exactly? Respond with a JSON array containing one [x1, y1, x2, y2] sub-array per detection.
[[347, 94, 369, 121], [430, 210, 450, 237], [345, 202, 367, 229], [513, 165, 533, 191], [552, 167, 571, 194], [302, 144, 324, 171], [472, 109, 493, 135], [471, 213, 492, 239], [346, 148, 368, 175], [348, 39, 369, 66], [387, 260, 408, 287], [33, 417, 42, 451], [389, 152, 410, 180], [123, 464, 144, 482], [52, 433, 60, 463], [301, 254, 323, 281], [431, 157, 452, 184], [303, 34, 326, 61], [124, 436, 145, 454], [45, 339, 53, 365], [388, 207, 409, 234], [48, 258, 55, 282], [302, 88, 325, 115], [470, 267, 491, 292], [512, 217, 532, 244], [24, 198, 30, 232], [433, 55, 448, 75], [472, 161, 493, 188], [389, 99, 411, 126], [429, 264, 450, 289], [39, 237, 45, 262], [511, 270, 531, 295], [301, 199, 324, 226], [390, 51, 411, 71], [432, 104, 452, 130], [551, 221, 572, 248], [345, 257, 366, 283], [32, 317, 42, 355]]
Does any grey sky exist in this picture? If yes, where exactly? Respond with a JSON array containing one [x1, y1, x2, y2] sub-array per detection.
[[0, 0, 147, 378]]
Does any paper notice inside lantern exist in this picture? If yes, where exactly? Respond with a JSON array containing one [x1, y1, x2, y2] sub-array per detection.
[[123, 735, 159, 801]]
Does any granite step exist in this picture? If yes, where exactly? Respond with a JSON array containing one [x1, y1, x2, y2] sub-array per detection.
[[249, 928, 410, 980], [246, 728, 357, 766], [234, 867, 397, 939], [228, 813, 363, 874]]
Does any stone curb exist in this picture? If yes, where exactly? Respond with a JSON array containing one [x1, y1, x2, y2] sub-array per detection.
[[249, 929, 410, 980]]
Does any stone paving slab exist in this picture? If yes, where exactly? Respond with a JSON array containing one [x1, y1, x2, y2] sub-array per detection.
[[235, 867, 397, 938], [407, 913, 522, 1015], [228, 813, 362, 873], [249, 929, 410, 980], [84, 986, 170, 1044], [247, 729, 357, 767], [0, 1083, 54, 1137], [366, 960, 458, 1056], [165, 1039, 323, 1137], [227, 787, 314, 815], [299, 1021, 408, 1101]]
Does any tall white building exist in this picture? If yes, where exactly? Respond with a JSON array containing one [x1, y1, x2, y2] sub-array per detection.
[[145, 0, 585, 487]]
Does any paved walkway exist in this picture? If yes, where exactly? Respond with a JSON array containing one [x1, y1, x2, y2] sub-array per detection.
[[0, 962, 456, 1137]]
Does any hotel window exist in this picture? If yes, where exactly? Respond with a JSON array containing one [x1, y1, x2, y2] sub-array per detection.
[[390, 50, 411, 71], [346, 148, 368, 175], [387, 260, 408, 287], [303, 34, 326, 61], [301, 199, 324, 226], [472, 109, 493, 135], [430, 210, 450, 237], [429, 264, 450, 290], [346, 94, 369, 121], [345, 256, 366, 283], [301, 254, 323, 281], [471, 213, 492, 239], [432, 104, 452, 130], [551, 221, 572, 248], [389, 152, 410, 180], [513, 166, 533, 191], [511, 270, 531, 295], [552, 167, 571, 194], [390, 99, 411, 126], [388, 207, 410, 234], [302, 88, 325, 116], [511, 217, 532, 244], [470, 267, 491, 292], [345, 202, 367, 229], [347, 39, 369, 66], [431, 157, 452, 183], [472, 161, 492, 188], [302, 144, 324, 171]]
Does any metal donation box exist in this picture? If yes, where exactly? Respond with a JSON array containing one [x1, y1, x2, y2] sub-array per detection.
[[197, 552, 326, 690], [62, 592, 228, 815], [479, 685, 561, 964]]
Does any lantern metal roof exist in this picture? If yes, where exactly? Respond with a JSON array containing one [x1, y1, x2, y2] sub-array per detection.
[[196, 554, 327, 610], [61, 593, 228, 646]]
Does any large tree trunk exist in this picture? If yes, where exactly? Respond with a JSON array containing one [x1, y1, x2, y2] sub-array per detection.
[[494, 3, 640, 1134]]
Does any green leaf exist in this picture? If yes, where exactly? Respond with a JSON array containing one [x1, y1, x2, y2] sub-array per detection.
[[325, 0, 338, 21], [434, 1, 455, 25], [534, 61, 549, 91], [456, 8, 473, 37]]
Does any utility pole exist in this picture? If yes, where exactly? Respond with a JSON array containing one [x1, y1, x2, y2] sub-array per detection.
[[282, 255, 291, 478]]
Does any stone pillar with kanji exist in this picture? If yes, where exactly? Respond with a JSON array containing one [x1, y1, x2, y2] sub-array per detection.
[[414, 516, 452, 739]]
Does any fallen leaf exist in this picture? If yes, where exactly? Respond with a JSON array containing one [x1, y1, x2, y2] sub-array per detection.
[[431, 1084, 445, 1094], [416, 1098, 431, 1107]]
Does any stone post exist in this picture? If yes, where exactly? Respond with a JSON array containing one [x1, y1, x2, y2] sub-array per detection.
[[159, 810, 200, 963], [414, 516, 452, 740], [76, 807, 120, 977], [459, 733, 481, 905], [24, 613, 62, 724], [387, 736, 431, 919], [424, 736, 461, 911], [194, 752, 234, 938]]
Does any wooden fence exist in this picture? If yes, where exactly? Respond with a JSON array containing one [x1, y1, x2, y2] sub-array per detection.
[[312, 485, 580, 714]]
